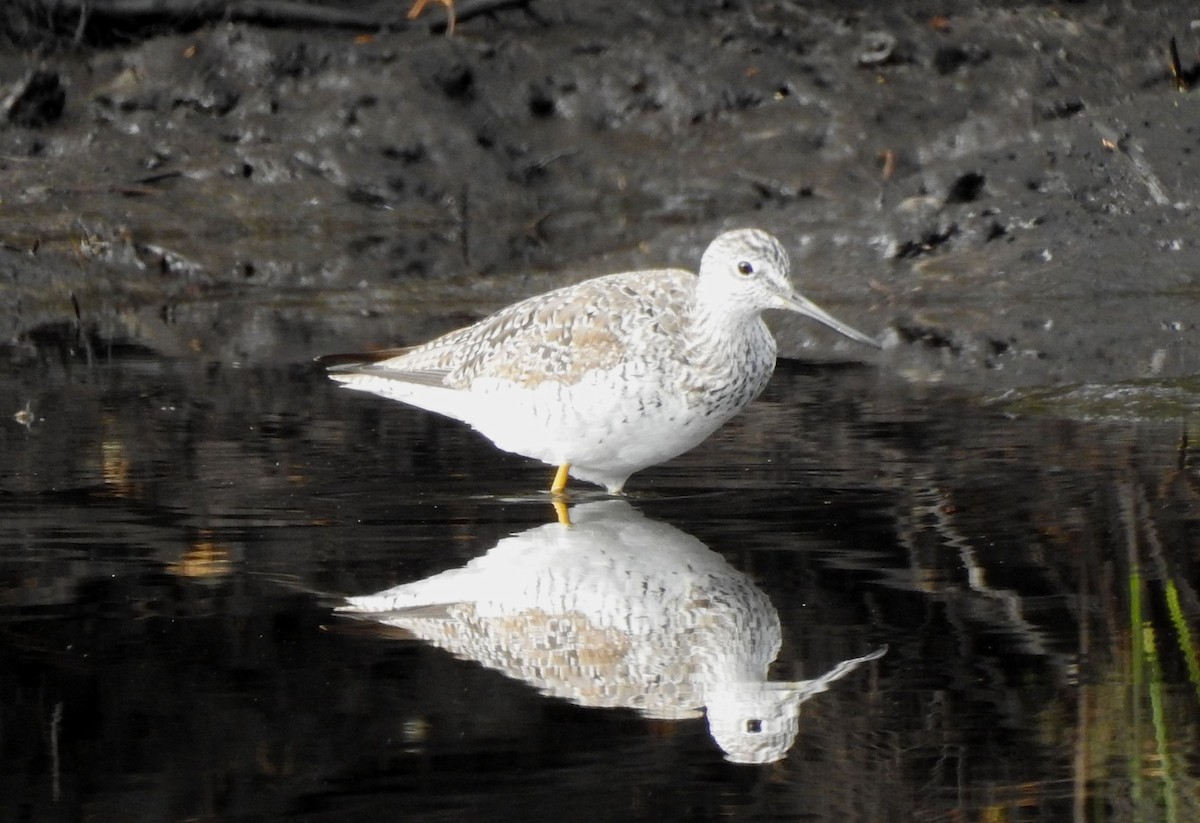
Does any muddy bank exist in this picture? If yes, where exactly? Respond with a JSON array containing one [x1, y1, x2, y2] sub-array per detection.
[[1, 1, 1198, 395]]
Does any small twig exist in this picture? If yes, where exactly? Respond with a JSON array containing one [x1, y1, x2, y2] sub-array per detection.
[[73, 0, 90, 45], [1093, 121, 1173, 207], [447, 0, 531, 27], [406, 0, 455, 34], [1168, 37, 1188, 92], [38, 0, 533, 32]]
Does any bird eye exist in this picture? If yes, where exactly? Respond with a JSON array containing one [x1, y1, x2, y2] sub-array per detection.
[[736, 261, 754, 276]]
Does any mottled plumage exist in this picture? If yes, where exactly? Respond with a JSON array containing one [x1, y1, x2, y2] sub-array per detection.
[[339, 499, 887, 764], [322, 229, 878, 493]]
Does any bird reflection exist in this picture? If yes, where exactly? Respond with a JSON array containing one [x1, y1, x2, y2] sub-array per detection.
[[339, 500, 884, 764]]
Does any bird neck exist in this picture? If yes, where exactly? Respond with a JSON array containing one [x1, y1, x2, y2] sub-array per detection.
[[690, 275, 764, 337], [684, 295, 775, 378]]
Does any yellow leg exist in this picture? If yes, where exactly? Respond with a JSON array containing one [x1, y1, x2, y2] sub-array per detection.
[[407, 0, 456, 34], [552, 497, 572, 527], [550, 463, 571, 526], [551, 463, 570, 495]]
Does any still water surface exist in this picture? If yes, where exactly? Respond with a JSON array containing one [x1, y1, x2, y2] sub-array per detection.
[[2, 355, 1198, 821]]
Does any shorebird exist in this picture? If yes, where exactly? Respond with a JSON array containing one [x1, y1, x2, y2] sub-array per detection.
[[339, 499, 888, 764], [321, 229, 878, 494]]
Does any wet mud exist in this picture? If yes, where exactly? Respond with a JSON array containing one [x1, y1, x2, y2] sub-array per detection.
[[1, 1, 1198, 393]]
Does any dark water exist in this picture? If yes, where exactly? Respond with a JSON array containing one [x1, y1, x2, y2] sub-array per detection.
[[2, 353, 1198, 822]]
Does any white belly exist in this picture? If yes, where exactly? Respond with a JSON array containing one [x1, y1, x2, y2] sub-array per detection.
[[462, 371, 733, 484], [332, 332, 774, 491]]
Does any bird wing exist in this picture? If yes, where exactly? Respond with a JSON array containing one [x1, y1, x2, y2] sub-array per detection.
[[324, 268, 696, 390], [316, 346, 452, 386]]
